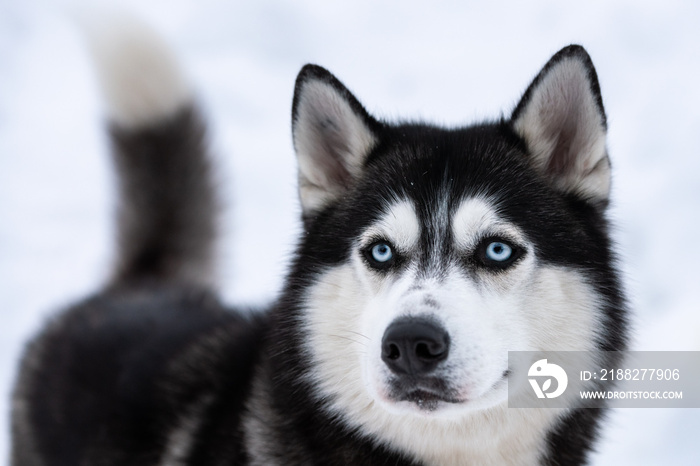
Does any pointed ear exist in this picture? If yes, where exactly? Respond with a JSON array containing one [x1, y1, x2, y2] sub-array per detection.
[[511, 45, 610, 203], [292, 65, 380, 214]]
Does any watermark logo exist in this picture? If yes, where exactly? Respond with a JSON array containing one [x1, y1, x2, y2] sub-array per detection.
[[528, 359, 568, 399], [510, 351, 699, 408]]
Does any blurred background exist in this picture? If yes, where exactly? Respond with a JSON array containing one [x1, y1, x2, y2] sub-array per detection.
[[1, 0, 699, 463]]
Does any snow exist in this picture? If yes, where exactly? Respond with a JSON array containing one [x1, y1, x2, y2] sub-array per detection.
[[1, 0, 699, 463]]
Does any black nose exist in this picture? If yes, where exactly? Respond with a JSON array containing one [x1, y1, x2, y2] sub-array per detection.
[[381, 318, 450, 375]]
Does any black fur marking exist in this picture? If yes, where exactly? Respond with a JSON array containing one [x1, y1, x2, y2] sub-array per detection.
[[12, 284, 265, 465], [110, 105, 218, 287]]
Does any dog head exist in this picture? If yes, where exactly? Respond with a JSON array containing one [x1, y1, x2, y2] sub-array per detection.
[[285, 46, 624, 424]]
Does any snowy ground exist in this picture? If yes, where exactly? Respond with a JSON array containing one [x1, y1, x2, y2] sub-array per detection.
[[2, 0, 699, 464]]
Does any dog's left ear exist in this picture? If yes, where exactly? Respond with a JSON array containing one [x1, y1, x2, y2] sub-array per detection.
[[511, 45, 610, 203], [292, 65, 381, 215]]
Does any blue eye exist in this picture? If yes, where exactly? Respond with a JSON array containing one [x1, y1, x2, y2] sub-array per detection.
[[371, 243, 393, 263], [485, 241, 512, 262], [477, 238, 522, 269], [364, 241, 399, 270]]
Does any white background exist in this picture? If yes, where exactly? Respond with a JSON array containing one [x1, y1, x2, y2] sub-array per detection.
[[1, 1, 699, 464]]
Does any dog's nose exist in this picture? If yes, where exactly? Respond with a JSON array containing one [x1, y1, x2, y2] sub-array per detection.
[[381, 318, 450, 375]]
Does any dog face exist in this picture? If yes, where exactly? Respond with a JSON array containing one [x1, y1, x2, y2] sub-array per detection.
[[299, 150, 604, 420], [288, 47, 619, 425]]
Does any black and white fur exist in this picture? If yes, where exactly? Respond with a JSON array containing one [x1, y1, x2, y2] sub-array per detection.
[[11, 19, 627, 466]]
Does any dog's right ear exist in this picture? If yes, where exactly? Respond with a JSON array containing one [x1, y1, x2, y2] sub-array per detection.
[[292, 65, 380, 215]]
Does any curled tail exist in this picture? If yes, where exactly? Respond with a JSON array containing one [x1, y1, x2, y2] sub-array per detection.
[[86, 14, 218, 287]]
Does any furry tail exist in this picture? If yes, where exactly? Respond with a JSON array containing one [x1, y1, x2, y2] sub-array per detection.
[[86, 14, 218, 287]]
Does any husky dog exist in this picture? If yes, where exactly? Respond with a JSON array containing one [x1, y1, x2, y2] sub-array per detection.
[[12, 20, 627, 466]]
